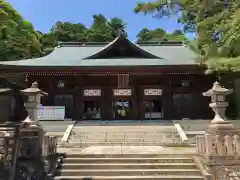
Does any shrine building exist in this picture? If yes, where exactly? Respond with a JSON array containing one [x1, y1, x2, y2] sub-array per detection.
[[0, 33, 215, 121]]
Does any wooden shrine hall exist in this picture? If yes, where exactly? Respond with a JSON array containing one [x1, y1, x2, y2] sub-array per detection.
[[0, 33, 215, 121]]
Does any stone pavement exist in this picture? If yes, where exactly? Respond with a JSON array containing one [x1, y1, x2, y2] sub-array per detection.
[[40, 120, 74, 133], [39, 120, 75, 144]]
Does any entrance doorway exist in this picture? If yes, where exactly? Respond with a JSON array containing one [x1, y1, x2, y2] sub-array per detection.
[[144, 100, 162, 120], [113, 100, 132, 120], [83, 100, 101, 120]]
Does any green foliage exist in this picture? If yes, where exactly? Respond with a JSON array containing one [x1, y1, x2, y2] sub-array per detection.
[[0, 0, 42, 61], [137, 28, 187, 42], [107, 17, 127, 38], [40, 14, 127, 53], [86, 14, 112, 42], [134, 0, 240, 72], [50, 21, 87, 42], [1, 1, 189, 61]]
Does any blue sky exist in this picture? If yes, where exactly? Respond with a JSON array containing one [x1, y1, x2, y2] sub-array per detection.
[[6, 0, 186, 41]]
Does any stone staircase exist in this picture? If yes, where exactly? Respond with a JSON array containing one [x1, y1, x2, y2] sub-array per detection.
[[53, 154, 204, 180], [67, 124, 185, 147]]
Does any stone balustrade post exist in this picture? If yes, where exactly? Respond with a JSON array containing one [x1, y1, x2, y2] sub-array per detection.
[[234, 135, 240, 156], [216, 135, 224, 156], [225, 135, 234, 156], [205, 134, 213, 155]]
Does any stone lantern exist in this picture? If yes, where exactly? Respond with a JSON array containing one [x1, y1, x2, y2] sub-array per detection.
[[14, 82, 48, 180], [203, 81, 236, 135], [20, 81, 47, 124]]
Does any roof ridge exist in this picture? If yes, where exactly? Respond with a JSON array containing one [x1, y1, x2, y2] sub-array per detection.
[[57, 41, 185, 47], [58, 41, 109, 47], [137, 41, 184, 46]]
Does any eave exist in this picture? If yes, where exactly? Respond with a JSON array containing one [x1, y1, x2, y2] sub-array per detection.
[[0, 64, 206, 76]]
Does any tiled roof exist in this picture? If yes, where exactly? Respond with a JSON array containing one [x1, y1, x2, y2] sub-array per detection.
[[0, 36, 198, 67]]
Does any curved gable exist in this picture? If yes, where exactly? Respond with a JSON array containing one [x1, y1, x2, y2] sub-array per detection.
[[84, 35, 161, 59]]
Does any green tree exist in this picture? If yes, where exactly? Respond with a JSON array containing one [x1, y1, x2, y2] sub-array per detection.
[[40, 32, 57, 55], [107, 17, 127, 38], [86, 14, 112, 42], [38, 15, 127, 53], [137, 28, 152, 42], [137, 27, 186, 42], [0, 1, 42, 61], [134, 0, 240, 71], [50, 21, 87, 42]]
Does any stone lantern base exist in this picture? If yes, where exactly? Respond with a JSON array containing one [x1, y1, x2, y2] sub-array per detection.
[[206, 120, 237, 136]]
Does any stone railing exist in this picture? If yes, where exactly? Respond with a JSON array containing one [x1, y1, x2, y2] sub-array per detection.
[[196, 134, 240, 156], [42, 135, 58, 179], [174, 123, 189, 144], [0, 124, 20, 179], [42, 135, 57, 156]]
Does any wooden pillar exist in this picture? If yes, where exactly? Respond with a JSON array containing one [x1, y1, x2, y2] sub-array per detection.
[[45, 82, 54, 105], [73, 86, 83, 120], [102, 87, 113, 120], [131, 87, 138, 120], [137, 86, 145, 120], [162, 75, 174, 120], [100, 89, 104, 120], [13, 93, 27, 121]]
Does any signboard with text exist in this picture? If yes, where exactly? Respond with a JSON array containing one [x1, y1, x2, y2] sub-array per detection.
[[37, 106, 65, 120]]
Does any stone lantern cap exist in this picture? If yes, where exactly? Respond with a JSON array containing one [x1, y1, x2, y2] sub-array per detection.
[[0, 88, 12, 93], [203, 81, 232, 97], [20, 81, 48, 96]]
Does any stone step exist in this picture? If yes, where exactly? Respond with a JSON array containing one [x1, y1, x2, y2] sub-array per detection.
[[70, 139, 180, 141], [69, 137, 180, 140], [64, 154, 190, 158], [62, 163, 197, 169], [64, 142, 185, 147], [71, 132, 178, 136], [69, 136, 180, 140], [69, 140, 180, 143], [53, 175, 204, 180], [64, 157, 194, 164], [57, 169, 201, 176], [71, 133, 179, 136]]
